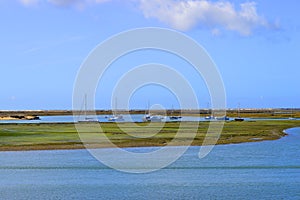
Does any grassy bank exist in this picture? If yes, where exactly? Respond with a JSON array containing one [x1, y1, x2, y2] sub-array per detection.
[[0, 120, 299, 151]]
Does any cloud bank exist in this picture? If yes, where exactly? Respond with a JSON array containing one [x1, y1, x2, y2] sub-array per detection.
[[19, 0, 272, 36], [139, 0, 269, 36]]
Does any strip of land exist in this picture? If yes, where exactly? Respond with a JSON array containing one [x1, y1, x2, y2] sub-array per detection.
[[0, 108, 299, 119], [0, 120, 299, 151]]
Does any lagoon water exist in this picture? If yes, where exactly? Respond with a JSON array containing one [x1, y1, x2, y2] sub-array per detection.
[[1, 114, 298, 124], [0, 128, 300, 199], [0, 114, 202, 124]]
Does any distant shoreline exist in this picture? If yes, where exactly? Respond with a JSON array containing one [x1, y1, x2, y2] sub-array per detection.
[[0, 108, 299, 119], [0, 115, 40, 121]]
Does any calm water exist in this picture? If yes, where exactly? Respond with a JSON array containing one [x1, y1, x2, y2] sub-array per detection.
[[0, 114, 202, 123], [0, 128, 299, 199], [0, 114, 298, 124]]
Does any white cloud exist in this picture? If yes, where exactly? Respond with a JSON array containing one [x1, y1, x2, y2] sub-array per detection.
[[18, 0, 273, 36], [138, 0, 269, 36]]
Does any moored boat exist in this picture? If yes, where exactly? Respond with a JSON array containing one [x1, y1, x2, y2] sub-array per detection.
[[108, 115, 124, 122], [169, 116, 182, 120]]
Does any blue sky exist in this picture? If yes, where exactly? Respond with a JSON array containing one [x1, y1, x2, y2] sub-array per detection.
[[0, 0, 299, 110]]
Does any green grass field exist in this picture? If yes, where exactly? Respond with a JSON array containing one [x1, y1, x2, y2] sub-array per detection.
[[0, 120, 299, 151]]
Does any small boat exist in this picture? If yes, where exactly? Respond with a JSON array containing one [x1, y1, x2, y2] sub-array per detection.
[[108, 98, 124, 122], [151, 115, 165, 122], [143, 114, 151, 121], [143, 114, 164, 122], [169, 116, 182, 120], [169, 106, 182, 121], [108, 115, 124, 122], [78, 94, 98, 122], [234, 103, 244, 121], [142, 101, 165, 122], [205, 116, 214, 120], [234, 118, 244, 122], [205, 103, 214, 120]]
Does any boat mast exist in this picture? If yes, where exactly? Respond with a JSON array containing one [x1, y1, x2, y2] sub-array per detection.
[[237, 103, 240, 118], [147, 100, 150, 115], [84, 94, 87, 118], [115, 97, 117, 115], [207, 102, 213, 117]]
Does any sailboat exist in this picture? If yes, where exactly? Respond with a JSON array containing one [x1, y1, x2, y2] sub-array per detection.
[[108, 98, 124, 122], [205, 115, 214, 120], [143, 114, 165, 122], [169, 105, 182, 120], [108, 114, 124, 122], [78, 94, 98, 122], [143, 101, 152, 122], [142, 101, 164, 122], [289, 108, 296, 120], [234, 103, 244, 121], [205, 102, 214, 120], [169, 116, 182, 120]]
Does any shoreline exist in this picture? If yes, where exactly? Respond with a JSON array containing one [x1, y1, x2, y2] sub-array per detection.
[[0, 108, 299, 119], [0, 115, 40, 121], [0, 135, 287, 152]]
